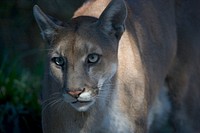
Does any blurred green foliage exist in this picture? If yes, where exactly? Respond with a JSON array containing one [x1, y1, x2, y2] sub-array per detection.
[[0, 50, 42, 108], [0, 49, 44, 133]]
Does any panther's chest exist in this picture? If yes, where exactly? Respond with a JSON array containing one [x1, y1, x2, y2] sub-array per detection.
[[100, 95, 134, 133]]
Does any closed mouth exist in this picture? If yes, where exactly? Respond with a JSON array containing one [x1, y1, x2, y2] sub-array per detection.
[[70, 99, 95, 112], [71, 100, 92, 104], [63, 90, 97, 111]]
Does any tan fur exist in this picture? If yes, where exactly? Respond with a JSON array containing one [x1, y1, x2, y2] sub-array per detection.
[[33, 0, 200, 132]]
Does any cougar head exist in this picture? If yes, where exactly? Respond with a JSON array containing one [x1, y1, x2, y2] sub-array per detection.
[[33, 0, 127, 112]]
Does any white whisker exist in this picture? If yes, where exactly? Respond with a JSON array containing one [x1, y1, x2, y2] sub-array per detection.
[[41, 92, 61, 105], [42, 98, 62, 114]]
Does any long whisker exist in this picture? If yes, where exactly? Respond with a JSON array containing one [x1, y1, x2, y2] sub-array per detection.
[[42, 100, 57, 114], [97, 78, 127, 90], [41, 92, 61, 104], [96, 95, 111, 104], [41, 96, 59, 105], [49, 98, 62, 108], [42, 98, 62, 114], [97, 83, 116, 89], [96, 89, 113, 102]]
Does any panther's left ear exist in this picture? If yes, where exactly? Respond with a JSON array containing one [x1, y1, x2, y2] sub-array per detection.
[[98, 0, 127, 40], [33, 5, 62, 43]]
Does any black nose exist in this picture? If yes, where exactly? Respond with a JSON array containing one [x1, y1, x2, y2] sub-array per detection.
[[65, 88, 85, 98]]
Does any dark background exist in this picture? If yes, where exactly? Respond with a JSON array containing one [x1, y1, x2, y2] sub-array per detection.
[[0, 0, 83, 132]]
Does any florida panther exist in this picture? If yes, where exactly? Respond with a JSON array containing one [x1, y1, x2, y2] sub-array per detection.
[[33, 0, 200, 132]]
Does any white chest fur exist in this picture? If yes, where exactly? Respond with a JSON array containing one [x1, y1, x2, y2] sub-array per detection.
[[101, 94, 134, 133]]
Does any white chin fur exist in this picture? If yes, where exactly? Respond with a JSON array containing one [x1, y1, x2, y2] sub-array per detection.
[[63, 90, 96, 112], [70, 100, 95, 112]]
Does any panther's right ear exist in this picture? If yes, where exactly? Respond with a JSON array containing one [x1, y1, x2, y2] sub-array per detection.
[[98, 0, 127, 40], [33, 5, 61, 42]]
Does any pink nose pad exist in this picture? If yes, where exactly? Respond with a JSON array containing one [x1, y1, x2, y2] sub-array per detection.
[[67, 88, 85, 98]]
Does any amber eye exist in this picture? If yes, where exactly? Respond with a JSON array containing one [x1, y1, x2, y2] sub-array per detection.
[[51, 57, 65, 66], [87, 54, 100, 64]]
